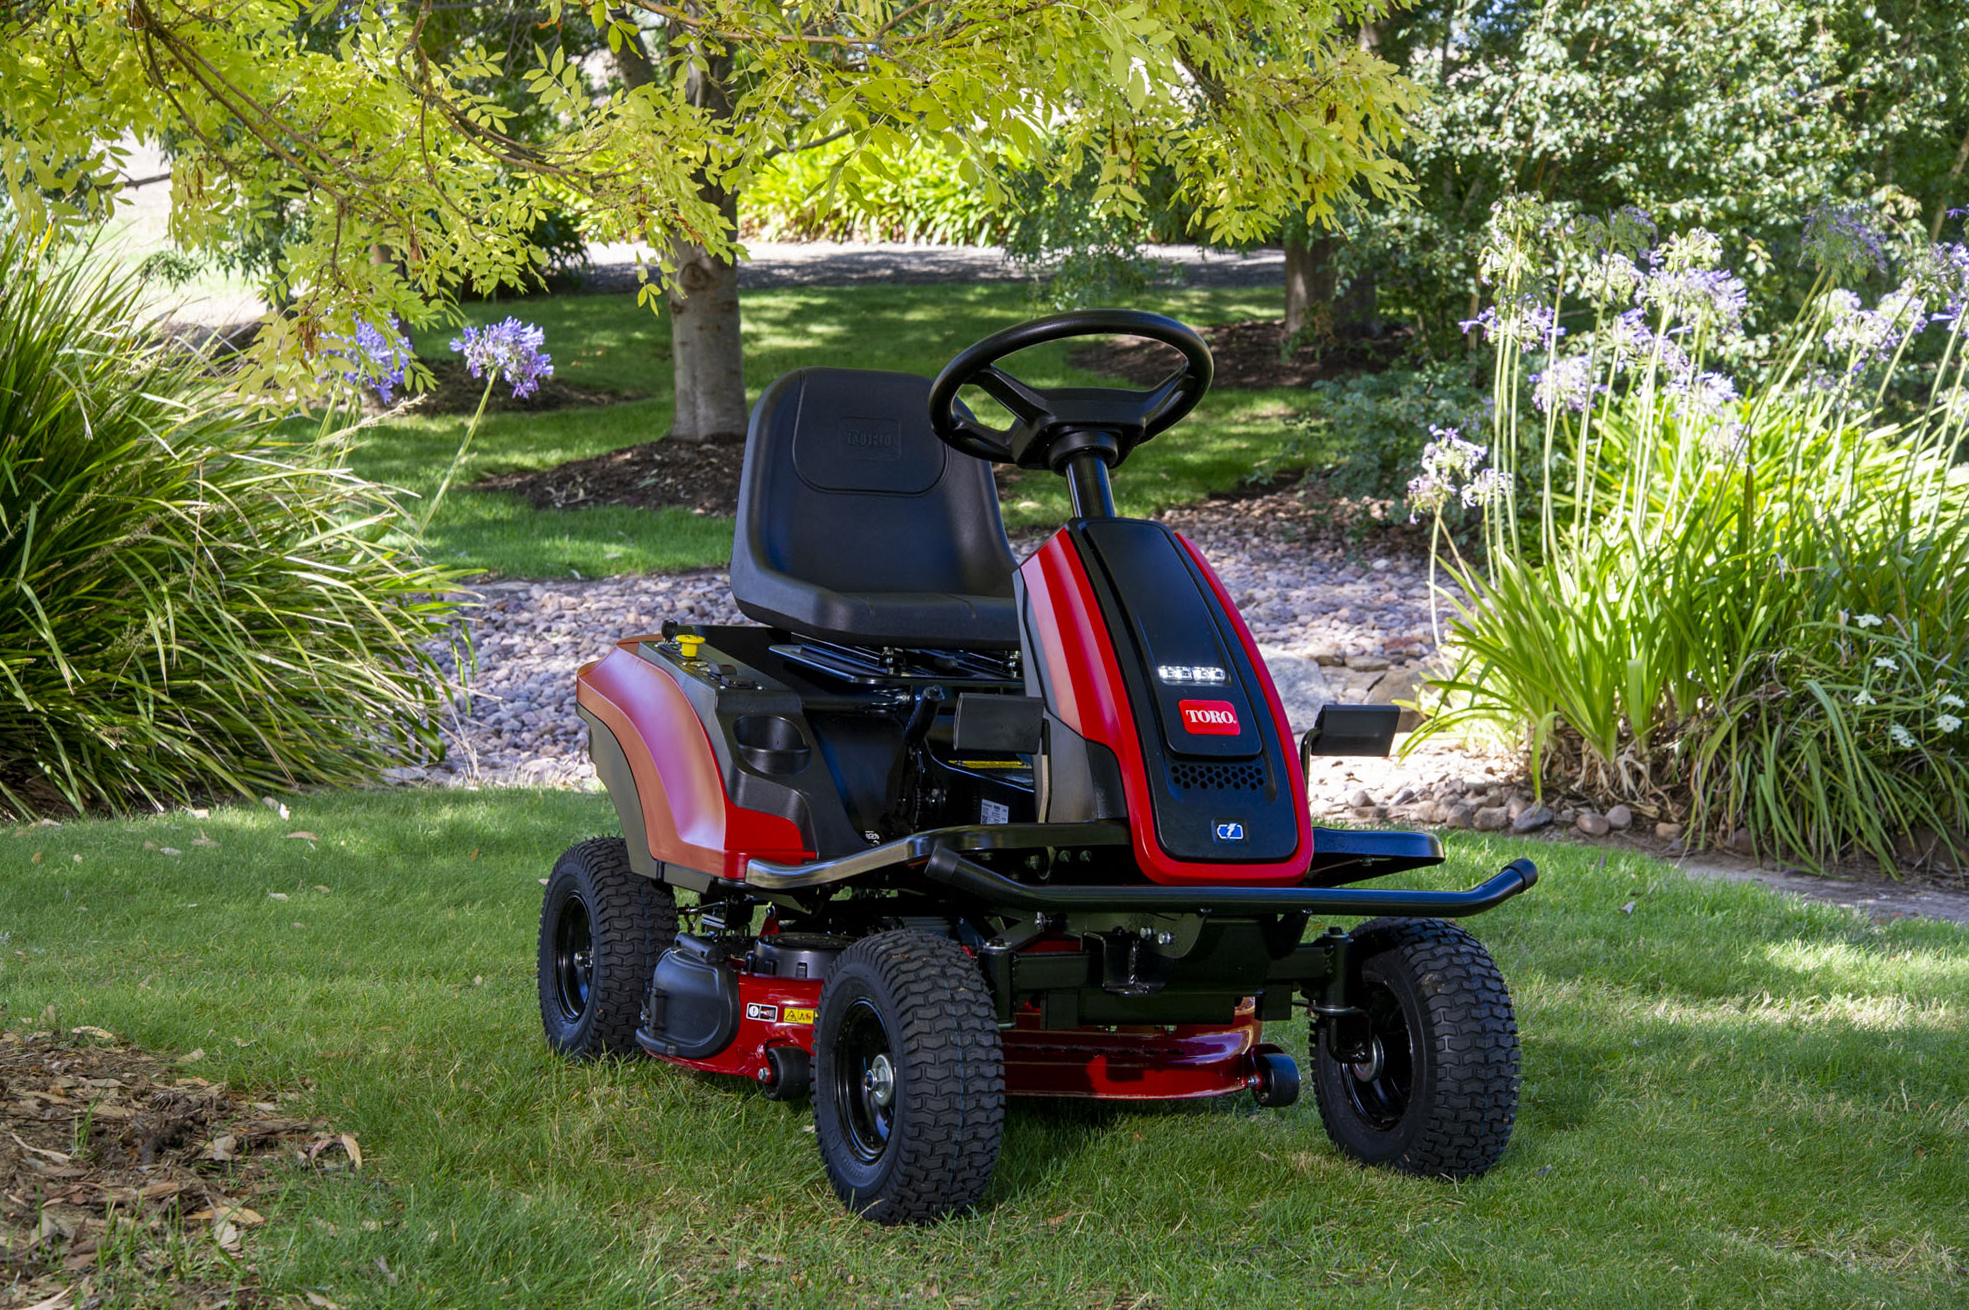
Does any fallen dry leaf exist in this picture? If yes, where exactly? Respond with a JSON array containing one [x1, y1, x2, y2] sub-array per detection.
[[193, 832, 220, 848], [158, 847, 182, 856], [286, 831, 318, 841], [176, 1048, 206, 1064], [341, 1132, 363, 1169], [305, 1294, 342, 1309], [268, 892, 290, 901], [262, 796, 291, 820]]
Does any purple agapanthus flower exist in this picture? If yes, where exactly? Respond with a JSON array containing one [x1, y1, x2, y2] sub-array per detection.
[[1641, 264, 1749, 336], [1824, 285, 1928, 362], [324, 319, 410, 404], [451, 317, 554, 398], [1531, 353, 1605, 413], [1459, 300, 1564, 351], [1803, 203, 1888, 281]]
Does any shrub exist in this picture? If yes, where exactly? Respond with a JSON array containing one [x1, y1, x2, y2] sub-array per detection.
[[1411, 201, 1969, 870], [0, 228, 462, 818], [1269, 361, 1490, 499]]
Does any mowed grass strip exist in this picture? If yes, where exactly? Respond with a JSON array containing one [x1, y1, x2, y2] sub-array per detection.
[[3, 791, 1964, 1307], [362, 284, 1294, 578]]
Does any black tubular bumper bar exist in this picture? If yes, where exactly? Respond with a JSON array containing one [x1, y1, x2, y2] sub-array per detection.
[[923, 848, 1539, 917]]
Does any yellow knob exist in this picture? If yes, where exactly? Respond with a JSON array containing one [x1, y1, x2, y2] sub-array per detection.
[[676, 634, 703, 659]]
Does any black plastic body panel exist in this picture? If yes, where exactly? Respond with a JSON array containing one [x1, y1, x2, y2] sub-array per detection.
[[639, 936, 740, 1059], [1067, 520, 1298, 864]]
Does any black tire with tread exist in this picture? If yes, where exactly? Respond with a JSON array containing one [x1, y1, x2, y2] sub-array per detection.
[[813, 929, 1004, 1224], [538, 837, 677, 1059], [1311, 917, 1518, 1179]]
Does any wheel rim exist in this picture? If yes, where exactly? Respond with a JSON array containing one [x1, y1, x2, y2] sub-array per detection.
[[1342, 979, 1415, 1131], [551, 891, 595, 1023], [832, 998, 897, 1164]]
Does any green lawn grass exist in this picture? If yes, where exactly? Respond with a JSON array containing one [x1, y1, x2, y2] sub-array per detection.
[[4, 792, 1964, 1307], [368, 284, 1296, 578]]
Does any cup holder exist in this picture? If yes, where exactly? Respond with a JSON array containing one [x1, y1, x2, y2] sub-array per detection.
[[732, 714, 811, 775]]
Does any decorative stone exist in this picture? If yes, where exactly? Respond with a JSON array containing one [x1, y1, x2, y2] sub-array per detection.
[[1575, 811, 1611, 837], [1348, 788, 1376, 810], [1512, 805, 1554, 833], [1506, 796, 1530, 821], [1446, 804, 1478, 829], [1344, 653, 1392, 672], [1655, 821, 1685, 841], [1727, 827, 1756, 855], [1474, 806, 1510, 832], [1258, 646, 1342, 736], [1606, 804, 1634, 831]]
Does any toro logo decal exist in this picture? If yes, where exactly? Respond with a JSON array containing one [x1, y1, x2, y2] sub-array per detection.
[[1179, 699, 1240, 735]]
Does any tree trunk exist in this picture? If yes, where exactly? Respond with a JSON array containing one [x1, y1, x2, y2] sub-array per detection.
[[666, 44, 746, 443], [1283, 233, 1376, 342]]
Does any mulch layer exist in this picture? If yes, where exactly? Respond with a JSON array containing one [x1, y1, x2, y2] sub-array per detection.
[[1068, 318, 1411, 390], [1, 1027, 357, 1309], [405, 358, 642, 417], [472, 433, 745, 517]]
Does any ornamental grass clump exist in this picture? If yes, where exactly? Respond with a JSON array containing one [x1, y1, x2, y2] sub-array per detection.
[[0, 228, 462, 819], [1412, 200, 1969, 872]]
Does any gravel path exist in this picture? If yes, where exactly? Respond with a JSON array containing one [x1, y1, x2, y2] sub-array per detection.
[[416, 483, 1445, 792]]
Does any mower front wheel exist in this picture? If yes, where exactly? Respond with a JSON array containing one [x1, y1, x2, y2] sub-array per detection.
[[813, 930, 1004, 1224], [537, 837, 677, 1059], [1311, 917, 1519, 1179]]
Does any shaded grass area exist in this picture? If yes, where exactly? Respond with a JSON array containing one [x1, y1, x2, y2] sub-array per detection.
[[367, 285, 1290, 577], [3, 791, 1965, 1306]]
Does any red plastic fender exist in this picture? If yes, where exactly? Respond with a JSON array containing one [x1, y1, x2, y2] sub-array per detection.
[[576, 642, 812, 879], [1018, 531, 1309, 886]]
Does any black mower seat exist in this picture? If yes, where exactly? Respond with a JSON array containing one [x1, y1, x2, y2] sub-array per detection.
[[730, 368, 1020, 651]]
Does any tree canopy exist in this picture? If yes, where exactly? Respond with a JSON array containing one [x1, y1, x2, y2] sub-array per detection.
[[1, 0, 1417, 386]]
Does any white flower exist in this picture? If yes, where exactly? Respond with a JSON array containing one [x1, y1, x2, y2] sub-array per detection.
[[1874, 656, 1899, 672], [1853, 690, 1877, 705], [1938, 714, 1962, 734], [1939, 693, 1965, 709], [1461, 468, 1511, 509], [1854, 613, 1884, 628], [1889, 723, 1916, 749]]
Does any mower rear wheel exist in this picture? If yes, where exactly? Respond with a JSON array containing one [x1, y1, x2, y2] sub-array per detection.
[[813, 930, 1004, 1224], [1311, 917, 1518, 1179], [537, 838, 677, 1059]]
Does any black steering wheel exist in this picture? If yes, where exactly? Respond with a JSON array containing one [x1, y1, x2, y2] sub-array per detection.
[[927, 309, 1213, 471]]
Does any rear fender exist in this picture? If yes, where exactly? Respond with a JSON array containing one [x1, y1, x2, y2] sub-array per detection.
[[577, 643, 812, 881]]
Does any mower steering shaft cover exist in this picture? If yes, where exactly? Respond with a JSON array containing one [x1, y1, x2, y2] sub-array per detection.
[[553, 308, 1536, 1224]]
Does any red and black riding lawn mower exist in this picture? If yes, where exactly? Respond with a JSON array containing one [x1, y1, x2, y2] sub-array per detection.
[[538, 310, 1536, 1224]]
